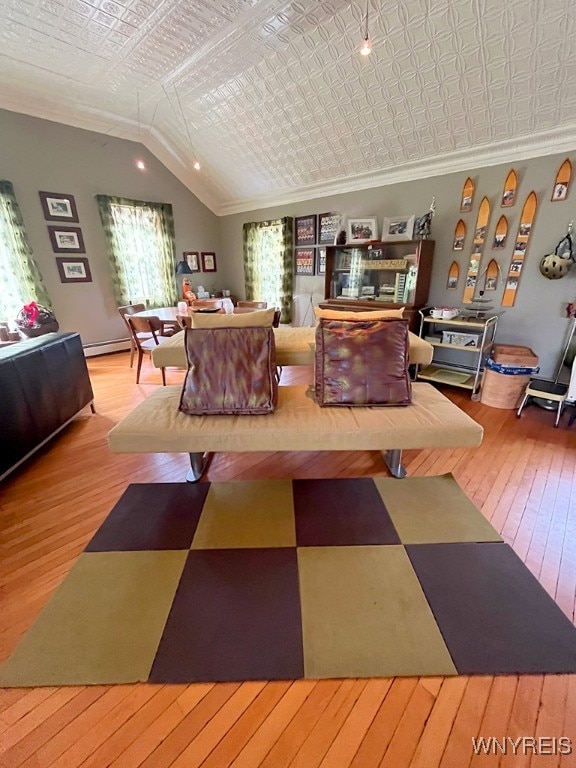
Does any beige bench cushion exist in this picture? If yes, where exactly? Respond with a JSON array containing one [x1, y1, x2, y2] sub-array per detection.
[[151, 327, 434, 369], [108, 383, 482, 454]]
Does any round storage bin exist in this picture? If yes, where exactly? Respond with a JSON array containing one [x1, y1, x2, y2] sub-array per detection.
[[480, 346, 540, 409], [480, 367, 532, 409]]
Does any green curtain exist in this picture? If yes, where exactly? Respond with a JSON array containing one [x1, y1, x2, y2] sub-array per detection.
[[243, 217, 293, 323], [0, 180, 52, 321], [96, 195, 178, 308]]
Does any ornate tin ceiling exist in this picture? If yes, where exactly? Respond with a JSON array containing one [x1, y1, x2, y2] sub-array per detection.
[[1, 0, 575, 214]]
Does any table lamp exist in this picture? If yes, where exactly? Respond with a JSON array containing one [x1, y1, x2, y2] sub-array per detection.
[[175, 259, 194, 300]]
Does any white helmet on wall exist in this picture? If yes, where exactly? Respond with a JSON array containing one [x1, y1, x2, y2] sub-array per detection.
[[539, 253, 573, 279], [539, 230, 574, 280]]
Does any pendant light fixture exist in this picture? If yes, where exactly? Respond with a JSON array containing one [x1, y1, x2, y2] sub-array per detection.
[[174, 86, 202, 172], [135, 92, 146, 171], [359, 0, 372, 56]]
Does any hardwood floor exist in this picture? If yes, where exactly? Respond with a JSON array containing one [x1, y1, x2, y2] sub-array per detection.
[[1, 351, 575, 767]]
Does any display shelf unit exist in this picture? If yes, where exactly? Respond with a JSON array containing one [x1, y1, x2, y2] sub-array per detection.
[[320, 240, 434, 332], [416, 310, 499, 395]]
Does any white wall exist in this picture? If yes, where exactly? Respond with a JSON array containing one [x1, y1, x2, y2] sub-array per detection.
[[0, 108, 221, 345]]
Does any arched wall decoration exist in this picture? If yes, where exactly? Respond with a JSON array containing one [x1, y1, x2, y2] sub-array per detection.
[[551, 159, 572, 202], [483, 259, 499, 291], [493, 215, 508, 249], [460, 178, 475, 212], [501, 170, 518, 207], [462, 196, 490, 304], [502, 191, 538, 307], [447, 261, 459, 290], [453, 219, 466, 250]]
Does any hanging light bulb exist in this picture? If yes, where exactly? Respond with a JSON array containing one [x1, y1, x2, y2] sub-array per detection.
[[135, 159, 146, 170], [359, 35, 372, 55], [193, 160, 201, 171], [359, 0, 372, 55]]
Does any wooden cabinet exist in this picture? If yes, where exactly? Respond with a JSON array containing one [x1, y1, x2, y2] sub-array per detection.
[[319, 240, 434, 332]]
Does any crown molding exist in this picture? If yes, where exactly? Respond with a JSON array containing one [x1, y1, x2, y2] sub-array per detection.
[[2, 94, 576, 218], [214, 124, 576, 216], [0, 97, 221, 213]]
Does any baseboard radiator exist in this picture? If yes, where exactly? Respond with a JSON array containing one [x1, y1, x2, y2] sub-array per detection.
[[83, 337, 131, 357]]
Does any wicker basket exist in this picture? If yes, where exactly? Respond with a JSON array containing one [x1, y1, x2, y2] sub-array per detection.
[[480, 369, 531, 409]]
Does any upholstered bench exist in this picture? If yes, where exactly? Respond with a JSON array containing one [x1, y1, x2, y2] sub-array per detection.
[[107, 383, 482, 481], [151, 326, 434, 370]]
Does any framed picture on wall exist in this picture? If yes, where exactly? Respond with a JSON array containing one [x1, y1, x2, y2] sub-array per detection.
[[316, 247, 327, 275], [39, 191, 79, 222], [295, 215, 316, 246], [201, 251, 217, 272], [48, 226, 85, 253], [318, 212, 340, 244], [295, 248, 315, 275], [184, 251, 200, 272], [56, 257, 92, 283]]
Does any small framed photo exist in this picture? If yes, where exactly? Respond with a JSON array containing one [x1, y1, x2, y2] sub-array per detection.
[[295, 215, 316, 246], [295, 248, 315, 275], [346, 217, 378, 243], [39, 191, 79, 222], [316, 247, 327, 275], [48, 226, 85, 253], [381, 215, 415, 241], [318, 212, 341, 244], [56, 257, 92, 283], [552, 182, 569, 201], [184, 251, 200, 272], [201, 251, 217, 272]]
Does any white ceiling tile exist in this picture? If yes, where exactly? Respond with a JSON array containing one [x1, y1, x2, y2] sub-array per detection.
[[1, 0, 575, 212]]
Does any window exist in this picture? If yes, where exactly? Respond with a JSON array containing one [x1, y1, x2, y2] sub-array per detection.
[[243, 217, 293, 323], [0, 180, 51, 321], [96, 195, 178, 308]]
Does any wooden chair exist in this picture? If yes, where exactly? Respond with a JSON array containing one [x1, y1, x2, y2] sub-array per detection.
[[126, 316, 167, 385], [118, 304, 150, 368], [189, 299, 225, 313], [236, 300, 267, 309]]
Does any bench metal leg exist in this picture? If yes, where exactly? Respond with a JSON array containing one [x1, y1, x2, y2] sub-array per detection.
[[186, 452, 212, 483], [383, 449, 407, 479]]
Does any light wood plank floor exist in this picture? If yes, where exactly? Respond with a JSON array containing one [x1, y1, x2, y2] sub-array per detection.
[[1, 352, 575, 767]]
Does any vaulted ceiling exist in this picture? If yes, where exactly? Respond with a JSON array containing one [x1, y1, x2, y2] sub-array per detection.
[[2, 0, 576, 215]]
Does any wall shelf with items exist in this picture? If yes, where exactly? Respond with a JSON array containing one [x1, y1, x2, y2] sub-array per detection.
[[320, 240, 434, 332], [416, 310, 500, 395]]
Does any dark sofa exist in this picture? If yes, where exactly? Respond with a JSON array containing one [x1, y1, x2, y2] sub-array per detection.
[[0, 332, 94, 481]]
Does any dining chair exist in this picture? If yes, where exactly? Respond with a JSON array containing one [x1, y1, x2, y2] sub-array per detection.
[[118, 304, 150, 368], [189, 299, 225, 313], [126, 316, 167, 385], [232, 306, 281, 326], [236, 300, 268, 309]]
